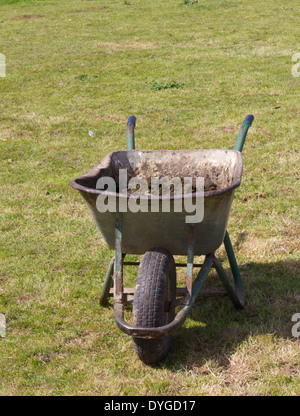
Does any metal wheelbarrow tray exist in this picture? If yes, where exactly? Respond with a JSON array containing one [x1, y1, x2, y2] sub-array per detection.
[[70, 114, 254, 364]]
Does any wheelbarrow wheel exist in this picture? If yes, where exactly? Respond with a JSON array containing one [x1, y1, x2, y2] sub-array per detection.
[[132, 247, 176, 364]]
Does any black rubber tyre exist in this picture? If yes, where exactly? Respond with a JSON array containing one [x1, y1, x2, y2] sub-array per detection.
[[132, 247, 176, 364]]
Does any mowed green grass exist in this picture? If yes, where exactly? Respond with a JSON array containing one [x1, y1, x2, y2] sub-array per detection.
[[0, 0, 299, 396]]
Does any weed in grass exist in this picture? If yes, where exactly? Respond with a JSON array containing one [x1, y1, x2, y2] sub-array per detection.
[[146, 79, 184, 91], [75, 74, 99, 81], [181, 0, 198, 5], [180, 0, 240, 9]]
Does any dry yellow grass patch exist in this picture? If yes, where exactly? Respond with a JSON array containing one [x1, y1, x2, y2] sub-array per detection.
[[223, 334, 300, 395], [228, 228, 299, 261], [96, 41, 158, 50]]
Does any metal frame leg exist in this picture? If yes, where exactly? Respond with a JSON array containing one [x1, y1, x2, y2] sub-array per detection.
[[99, 256, 115, 306], [186, 225, 195, 296], [213, 231, 244, 309], [100, 219, 125, 307]]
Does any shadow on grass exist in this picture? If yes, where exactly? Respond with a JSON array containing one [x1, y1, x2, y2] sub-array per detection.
[[157, 259, 300, 370], [100, 233, 299, 370]]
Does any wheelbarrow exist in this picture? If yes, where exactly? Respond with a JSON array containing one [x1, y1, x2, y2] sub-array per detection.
[[69, 114, 254, 364]]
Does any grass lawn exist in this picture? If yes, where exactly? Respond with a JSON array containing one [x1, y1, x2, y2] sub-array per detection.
[[0, 0, 299, 396]]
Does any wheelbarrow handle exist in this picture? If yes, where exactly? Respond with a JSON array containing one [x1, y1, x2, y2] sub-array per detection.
[[234, 114, 254, 153], [127, 116, 136, 150]]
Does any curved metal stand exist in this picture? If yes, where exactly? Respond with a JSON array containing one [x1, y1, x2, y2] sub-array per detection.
[[100, 222, 244, 339]]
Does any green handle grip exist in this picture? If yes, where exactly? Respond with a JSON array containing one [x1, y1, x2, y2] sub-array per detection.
[[234, 114, 254, 152], [127, 116, 136, 150]]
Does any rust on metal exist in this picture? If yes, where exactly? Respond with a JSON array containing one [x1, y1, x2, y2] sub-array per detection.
[[123, 261, 204, 268], [114, 218, 123, 304], [186, 225, 195, 295]]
